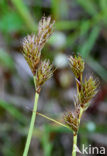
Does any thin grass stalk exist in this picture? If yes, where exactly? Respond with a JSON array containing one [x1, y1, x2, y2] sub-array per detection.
[[72, 107, 83, 156], [23, 92, 39, 156], [72, 134, 77, 156], [72, 73, 83, 156], [37, 112, 70, 130]]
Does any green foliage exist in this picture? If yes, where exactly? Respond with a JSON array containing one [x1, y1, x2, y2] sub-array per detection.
[[87, 57, 107, 82], [0, 99, 27, 125], [79, 26, 101, 58], [11, 0, 37, 32], [0, 12, 23, 33], [0, 49, 14, 70], [41, 126, 53, 156], [77, 0, 98, 16]]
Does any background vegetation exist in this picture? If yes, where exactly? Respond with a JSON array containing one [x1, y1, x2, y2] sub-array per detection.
[[0, 0, 107, 155]]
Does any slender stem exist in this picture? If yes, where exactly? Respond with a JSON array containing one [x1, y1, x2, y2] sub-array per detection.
[[72, 134, 77, 156], [72, 99, 83, 156], [37, 112, 70, 130], [23, 92, 39, 156], [78, 107, 83, 124], [72, 73, 83, 156], [76, 72, 82, 100]]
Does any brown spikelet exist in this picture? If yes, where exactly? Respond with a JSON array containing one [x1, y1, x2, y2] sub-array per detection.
[[35, 59, 54, 93], [37, 16, 55, 51], [69, 55, 84, 79], [22, 16, 55, 75], [80, 76, 98, 108], [64, 107, 80, 134], [23, 35, 41, 75]]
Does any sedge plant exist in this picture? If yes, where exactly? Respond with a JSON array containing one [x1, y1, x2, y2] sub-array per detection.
[[22, 16, 98, 156], [22, 16, 55, 156]]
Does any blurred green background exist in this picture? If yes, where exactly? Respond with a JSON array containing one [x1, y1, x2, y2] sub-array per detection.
[[0, 0, 107, 156]]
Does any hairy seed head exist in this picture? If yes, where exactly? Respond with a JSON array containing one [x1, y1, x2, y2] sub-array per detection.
[[23, 35, 41, 75], [69, 55, 84, 79], [35, 59, 54, 93], [22, 16, 55, 75], [64, 109, 80, 134], [37, 16, 55, 51], [80, 76, 98, 108]]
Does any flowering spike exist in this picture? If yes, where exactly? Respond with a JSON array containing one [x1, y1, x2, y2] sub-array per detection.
[[35, 59, 54, 93], [37, 16, 55, 51], [80, 76, 98, 108], [22, 16, 55, 75], [23, 35, 41, 75], [64, 108, 80, 134], [69, 55, 84, 79]]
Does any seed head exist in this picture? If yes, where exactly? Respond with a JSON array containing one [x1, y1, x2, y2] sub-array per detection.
[[64, 108, 80, 134], [23, 35, 41, 75], [35, 59, 54, 93], [37, 16, 55, 51], [22, 16, 55, 75], [69, 55, 84, 79], [80, 76, 98, 108]]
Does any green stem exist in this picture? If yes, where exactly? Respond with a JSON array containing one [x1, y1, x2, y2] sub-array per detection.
[[78, 107, 83, 124], [71, 107, 83, 156], [72, 134, 77, 156], [37, 112, 70, 130], [72, 73, 83, 156], [23, 92, 39, 156]]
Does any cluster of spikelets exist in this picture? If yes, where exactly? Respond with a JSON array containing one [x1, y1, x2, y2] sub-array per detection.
[[64, 55, 98, 135], [22, 16, 55, 93]]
